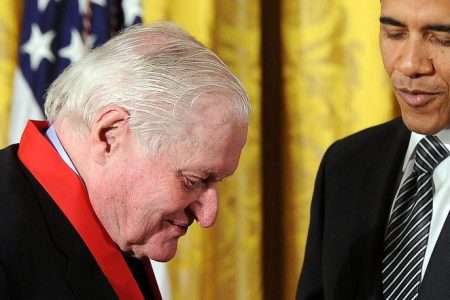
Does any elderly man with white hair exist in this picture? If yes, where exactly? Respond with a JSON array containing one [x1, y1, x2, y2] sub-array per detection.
[[0, 21, 250, 299]]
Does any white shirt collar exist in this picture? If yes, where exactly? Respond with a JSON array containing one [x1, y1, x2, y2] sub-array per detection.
[[402, 128, 450, 171], [45, 124, 79, 175]]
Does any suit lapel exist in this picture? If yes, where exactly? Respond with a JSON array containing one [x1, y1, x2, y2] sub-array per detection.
[[348, 119, 410, 298], [419, 212, 450, 299], [24, 166, 119, 299]]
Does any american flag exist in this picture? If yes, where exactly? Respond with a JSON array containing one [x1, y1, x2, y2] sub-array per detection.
[[9, 0, 142, 143]]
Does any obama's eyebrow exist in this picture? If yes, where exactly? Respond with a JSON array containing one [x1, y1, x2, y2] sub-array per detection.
[[380, 16, 450, 34], [423, 24, 450, 33], [380, 16, 405, 27]]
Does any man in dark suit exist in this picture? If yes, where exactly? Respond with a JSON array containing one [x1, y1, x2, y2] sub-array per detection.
[[0, 21, 250, 299], [297, 0, 450, 299]]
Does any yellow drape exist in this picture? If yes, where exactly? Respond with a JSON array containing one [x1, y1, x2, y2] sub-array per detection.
[[143, 0, 214, 47], [143, 1, 262, 299], [281, 0, 395, 299], [0, 1, 22, 148], [0, 1, 399, 298]]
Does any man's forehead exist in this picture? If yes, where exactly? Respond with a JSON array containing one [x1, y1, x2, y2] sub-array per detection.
[[380, 0, 450, 15], [380, 0, 450, 27]]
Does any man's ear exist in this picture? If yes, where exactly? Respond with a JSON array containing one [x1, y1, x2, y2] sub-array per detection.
[[89, 107, 130, 165]]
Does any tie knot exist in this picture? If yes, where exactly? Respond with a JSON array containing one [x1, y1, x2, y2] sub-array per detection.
[[414, 136, 449, 173]]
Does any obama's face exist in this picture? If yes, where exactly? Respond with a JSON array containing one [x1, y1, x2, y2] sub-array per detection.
[[380, 0, 450, 134]]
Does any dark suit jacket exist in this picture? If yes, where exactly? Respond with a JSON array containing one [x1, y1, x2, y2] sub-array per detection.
[[0, 144, 152, 299], [297, 117, 450, 300]]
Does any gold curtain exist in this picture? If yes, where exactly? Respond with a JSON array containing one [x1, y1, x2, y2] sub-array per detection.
[[0, 1, 398, 299], [0, 1, 22, 148], [142, 1, 263, 300], [281, 0, 395, 299]]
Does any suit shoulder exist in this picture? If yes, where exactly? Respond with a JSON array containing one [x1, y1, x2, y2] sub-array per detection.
[[0, 145, 46, 236], [340, 117, 406, 145], [0, 145, 37, 206], [0, 145, 25, 198], [325, 117, 409, 162]]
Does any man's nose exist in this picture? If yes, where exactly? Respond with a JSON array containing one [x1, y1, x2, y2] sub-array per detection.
[[397, 37, 434, 78], [189, 186, 219, 228]]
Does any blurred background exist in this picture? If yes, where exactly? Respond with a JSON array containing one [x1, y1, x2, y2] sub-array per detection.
[[0, 0, 398, 299]]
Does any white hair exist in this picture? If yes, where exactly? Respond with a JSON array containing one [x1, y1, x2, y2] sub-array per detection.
[[44, 21, 251, 154]]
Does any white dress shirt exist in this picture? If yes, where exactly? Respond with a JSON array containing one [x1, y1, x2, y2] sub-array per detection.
[[393, 129, 450, 279], [45, 124, 79, 175]]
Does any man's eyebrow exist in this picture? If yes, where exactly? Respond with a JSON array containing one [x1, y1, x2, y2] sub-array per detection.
[[380, 17, 405, 27], [204, 170, 220, 181], [380, 16, 450, 33], [423, 24, 450, 33]]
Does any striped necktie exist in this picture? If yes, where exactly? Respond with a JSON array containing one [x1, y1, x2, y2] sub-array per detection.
[[382, 135, 449, 300]]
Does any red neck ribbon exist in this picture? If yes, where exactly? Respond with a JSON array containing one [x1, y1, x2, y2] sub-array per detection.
[[18, 120, 162, 300]]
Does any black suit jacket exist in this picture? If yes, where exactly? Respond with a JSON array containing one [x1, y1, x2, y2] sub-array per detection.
[[297, 117, 450, 300], [0, 144, 152, 299]]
